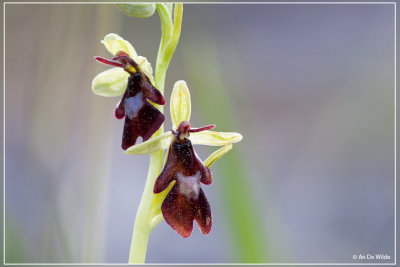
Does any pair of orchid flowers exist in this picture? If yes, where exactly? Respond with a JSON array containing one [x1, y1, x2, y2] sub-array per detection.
[[92, 34, 242, 238]]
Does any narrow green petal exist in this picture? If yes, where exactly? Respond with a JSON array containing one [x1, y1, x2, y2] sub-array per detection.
[[124, 131, 174, 155], [190, 131, 243, 146], [170, 80, 191, 130], [116, 3, 156, 18], [101, 33, 137, 58], [204, 144, 232, 168], [91, 67, 129, 97]]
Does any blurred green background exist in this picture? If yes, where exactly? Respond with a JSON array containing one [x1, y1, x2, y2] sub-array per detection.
[[4, 3, 395, 264]]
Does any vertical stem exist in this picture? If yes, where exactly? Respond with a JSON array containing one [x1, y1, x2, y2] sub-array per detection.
[[128, 3, 183, 264], [128, 150, 163, 263]]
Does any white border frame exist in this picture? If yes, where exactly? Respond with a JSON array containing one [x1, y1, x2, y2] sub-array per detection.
[[2, 1, 397, 265]]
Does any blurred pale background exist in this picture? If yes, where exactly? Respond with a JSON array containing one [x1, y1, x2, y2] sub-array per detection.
[[4, 3, 395, 264]]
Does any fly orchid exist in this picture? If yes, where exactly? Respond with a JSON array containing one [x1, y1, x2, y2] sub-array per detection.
[[92, 34, 165, 150], [154, 121, 215, 237], [125, 80, 242, 237]]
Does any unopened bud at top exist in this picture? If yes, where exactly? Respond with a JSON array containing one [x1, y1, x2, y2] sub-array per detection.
[[116, 3, 156, 18]]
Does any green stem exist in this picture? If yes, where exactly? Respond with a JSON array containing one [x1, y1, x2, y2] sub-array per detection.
[[128, 150, 163, 263], [154, 3, 183, 89], [128, 3, 183, 264]]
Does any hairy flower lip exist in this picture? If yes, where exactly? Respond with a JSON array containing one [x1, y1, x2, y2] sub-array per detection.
[[161, 185, 211, 238], [115, 58, 166, 150], [154, 126, 213, 238], [93, 34, 166, 150]]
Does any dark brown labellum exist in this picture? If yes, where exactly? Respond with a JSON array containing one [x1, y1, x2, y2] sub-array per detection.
[[154, 121, 214, 238], [116, 72, 165, 150], [94, 53, 165, 150]]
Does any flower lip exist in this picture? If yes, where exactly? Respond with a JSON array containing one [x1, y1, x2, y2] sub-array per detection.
[[95, 50, 166, 150], [154, 122, 213, 238]]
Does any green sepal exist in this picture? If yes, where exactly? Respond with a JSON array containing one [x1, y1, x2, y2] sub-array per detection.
[[124, 131, 174, 155], [170, 80, 191, 130], [190, 131, 243, 146], [91, 67, 129, 97], [101, 33, 137, 58]]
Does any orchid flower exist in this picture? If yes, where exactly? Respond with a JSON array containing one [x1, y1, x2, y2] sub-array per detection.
[[92, 34, 165, 150], [125, 80, 242, 237], [91, 3, 243, 262]]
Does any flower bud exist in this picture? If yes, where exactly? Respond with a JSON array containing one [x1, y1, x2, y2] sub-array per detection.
[[116, 3, 156, 18]]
